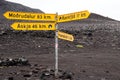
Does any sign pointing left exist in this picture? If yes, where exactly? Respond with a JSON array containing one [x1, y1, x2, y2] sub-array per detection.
[[11, 22, 56, 30], [4, 11, 56, 21]]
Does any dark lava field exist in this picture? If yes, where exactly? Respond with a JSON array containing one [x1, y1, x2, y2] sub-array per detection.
[[0, 0, 120, 80]]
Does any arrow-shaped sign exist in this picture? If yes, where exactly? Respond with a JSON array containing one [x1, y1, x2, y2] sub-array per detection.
[[58, 10, 90, 23], [11, 22, 56, 31], [58, 31, 74, 41], [4, 11, 56, 21]]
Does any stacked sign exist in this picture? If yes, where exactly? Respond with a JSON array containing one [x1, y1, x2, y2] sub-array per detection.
[[4, 10, 90, 77], [4, 11, 56, 30], [3, 10, 90, 41]]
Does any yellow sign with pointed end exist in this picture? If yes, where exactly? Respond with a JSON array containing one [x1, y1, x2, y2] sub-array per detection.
[[58, 10, 90, 23], [58, 31, 74, 41], [11, 22, 56, 30], [4, 11, 56, 21]]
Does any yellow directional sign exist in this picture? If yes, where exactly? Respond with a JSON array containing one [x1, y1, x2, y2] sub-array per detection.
[[11, 22, 56, 30], [58, 10, 90, 23], [4, 11, 56, 21], [58, 31, 74, 41]]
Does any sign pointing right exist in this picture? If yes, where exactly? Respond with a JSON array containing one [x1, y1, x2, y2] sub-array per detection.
[[58, 31, 74, 42], [58, 10, 90, 23]]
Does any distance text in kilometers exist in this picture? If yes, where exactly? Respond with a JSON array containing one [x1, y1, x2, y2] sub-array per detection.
[[4, 11, 56, 21], [11, 22, 56, 30]]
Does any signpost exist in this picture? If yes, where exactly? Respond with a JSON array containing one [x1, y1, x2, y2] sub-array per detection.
[[58, 31, 74, 41], [11, 22, 56, 30], [4, 11, 56, 21], [58, 10, 90, 23], [3, 10, 90, 79]]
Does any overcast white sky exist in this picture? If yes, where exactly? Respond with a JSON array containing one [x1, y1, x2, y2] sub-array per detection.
[[6, 0, 120, 21]]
